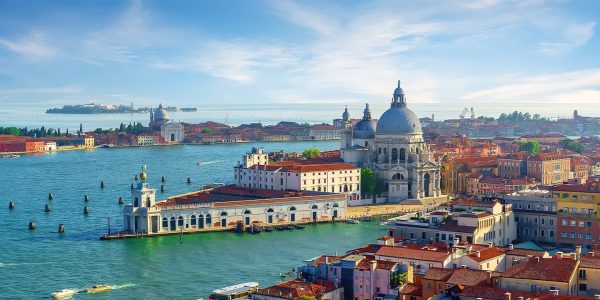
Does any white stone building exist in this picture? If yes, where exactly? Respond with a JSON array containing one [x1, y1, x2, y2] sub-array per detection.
[[44, 141, 57, 152], [234, 147, 361, 200], [340, 81, 443, 203], [161, 122, 184, 143], [123, 173, 348, 234]]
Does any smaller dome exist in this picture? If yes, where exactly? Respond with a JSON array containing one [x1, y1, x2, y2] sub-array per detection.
[[154, 104, 170, 121], [342, 106, 350, 122], [353, 103, 375, 139]]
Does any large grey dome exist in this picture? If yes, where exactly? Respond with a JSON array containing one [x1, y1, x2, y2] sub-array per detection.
[[353, 103, 376, 139], [375, 81, 422, 135]]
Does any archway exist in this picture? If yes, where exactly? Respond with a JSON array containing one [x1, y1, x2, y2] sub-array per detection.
[[178, 216, 184, 228], [205, 214, 212, 227], [290, 207, 297, 222], [190, 215, 197, 227], [162, 217, 168, 230], [244, 210, 251, 225], [392, 173, 404, 180], [198, 215, 204, 229], [220, 211, 228, 227], [169, 217, 176, 231], [424, 173, 431, 197]]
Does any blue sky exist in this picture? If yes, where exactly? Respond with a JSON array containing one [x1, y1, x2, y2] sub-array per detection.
[[0, 0, 599, 109]]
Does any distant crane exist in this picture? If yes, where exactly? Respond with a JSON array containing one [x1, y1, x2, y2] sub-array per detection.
[[459, 107, 476, 119]]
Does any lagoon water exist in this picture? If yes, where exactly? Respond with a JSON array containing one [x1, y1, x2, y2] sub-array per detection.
[[0, 141, 386, 299]]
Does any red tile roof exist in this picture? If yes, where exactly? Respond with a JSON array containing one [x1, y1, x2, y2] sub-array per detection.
[[255, 279, 338, 299], [446, 268, 491, 287], [552, 179, 600, 194], [311, 255, 343, 268], [399, 283, 422, 297], [375, 245, 451, 262], [423, 267, 454, 281], [501, 257, 578, 283], [505, 248, 547, 257], [467, 247, 506, 262], [580, 253, 600, 269]]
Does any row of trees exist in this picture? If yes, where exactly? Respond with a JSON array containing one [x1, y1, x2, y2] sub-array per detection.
[[498, 111, 545, 122], [0, 126, 72, 137]]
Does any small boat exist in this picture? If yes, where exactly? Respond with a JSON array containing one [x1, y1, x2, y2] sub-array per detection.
[[293, 224, 305, 229], [280, 268, 296, 277], [286, 225, 295, 230], [361, 216, 372, 222], [345, 218, 360, 224], [1, 154, 20, 158], [196, 162, 206, 166], [51, 289, 78, 299], [209, 282, 259, 300], [264, 227, 273, 232], [276, 226, 286, 231], [86, 285, 112, 293]]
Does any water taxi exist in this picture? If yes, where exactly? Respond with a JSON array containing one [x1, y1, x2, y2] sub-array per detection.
[[86, 285, 112, 293], [1, 154, 20, 158], [209, 282, 259, 300], [51, 289, 78, 299]]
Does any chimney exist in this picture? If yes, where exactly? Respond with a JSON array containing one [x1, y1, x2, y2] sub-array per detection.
[[535, 257, 540, 263], [504, 292, 512, 300], [576, 245, 582, 260], [488, 242, 493, 248], [370, 260, 377, 271], [453, 237, 460, 247], [461, 265, 467, 269], [550, 290, 559, 296], [476, 251, 481, 258], [518, 297, 524, 300], [508, 244, 514, 250], [590, 252, 595, 257]]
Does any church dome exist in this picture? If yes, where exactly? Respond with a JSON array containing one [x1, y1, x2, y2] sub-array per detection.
[[376, 81, 422, 135], [353, 103, 376, 139], [154, 104, 170, 121]]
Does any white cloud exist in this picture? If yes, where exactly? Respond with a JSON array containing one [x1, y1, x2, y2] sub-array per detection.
[[0, 85, 82, 96], [539, 22, 596, 55], [0, 31, 58, 60], [463, 69, 600, 103]]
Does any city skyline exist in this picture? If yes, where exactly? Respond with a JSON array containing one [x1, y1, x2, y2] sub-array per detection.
[[0, 0, 599, 108]]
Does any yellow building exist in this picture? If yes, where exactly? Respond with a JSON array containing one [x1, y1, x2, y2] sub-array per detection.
[[83, 135, 95, 149], [577, 252, 600, 296], [553, 180, 600, 246]]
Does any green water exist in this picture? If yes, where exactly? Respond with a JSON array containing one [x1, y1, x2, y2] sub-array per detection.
[[0, 141, 385, 299]]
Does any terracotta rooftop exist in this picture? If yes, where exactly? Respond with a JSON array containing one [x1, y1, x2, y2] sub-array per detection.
[[467, 247, 506, 262], [249, 162, 359, 173], [505, 248, 547, 257], [423, 267, 454, 281], [552, 179, 600, 194], [255, 279, 338, 299], [580, 253, 600, 269], [155, 185, 343, 208], [355, 256, 398, 271], [446, 268, 491, 287], [438, 220, 477, 234], [501, 257, 578, 283], [375, 245, 451, 262], [311, 255, 343, 268], [399, 283, 422, 297]]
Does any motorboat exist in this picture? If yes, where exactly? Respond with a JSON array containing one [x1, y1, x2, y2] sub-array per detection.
[[209, 282, 259, 300], [51, 289, 78, 299], [86, 285, 112, 293], [345, 218, 360, 224], [1, 154, 20, 158]]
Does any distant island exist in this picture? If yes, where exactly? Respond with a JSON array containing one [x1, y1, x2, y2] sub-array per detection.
[[46, 103, 197, 114]]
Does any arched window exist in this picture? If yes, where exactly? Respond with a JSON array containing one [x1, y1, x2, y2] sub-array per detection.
[[170, 217, 176, 231], [198, 214, 205, 229], [162, 217, 168, 229], [400, 148, 406, 161], [146, 199, 151, 207], [244, 210, 251, 215], [311, 205, 318, 210], [205, 214, 212, 226], [392, 148, 398, 161], [333, 203, 339, 207], [190, 215, 197, 226], [267, 208, 274, 213], [178, 216, 184, 227], [290, 207, 297, 211], [392, 173, 404, 180], [220, 211, 228, 216]]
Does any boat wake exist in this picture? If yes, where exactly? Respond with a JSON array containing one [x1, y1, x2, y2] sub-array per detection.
[[196, 160, 224, 166], [112, 283, 136, 290]]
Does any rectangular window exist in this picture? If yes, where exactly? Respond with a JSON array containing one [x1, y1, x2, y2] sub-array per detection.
[[587, 221, 592, 228], [570, 232, 575, 238], [578, 233, 583, 239], [586, 233, 592, 240], [562, 232, 567, 238], [550, 230, 554, 237], [579, 284, 587, 291], [579, 221, 585, 227], [580, 270, 586, 279]]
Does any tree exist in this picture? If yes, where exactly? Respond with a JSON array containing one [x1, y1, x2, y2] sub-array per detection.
[[518, 140, 540, 154], [201, 128, 214, 134], [533, 113, 541, 120], [391, 272, 408, 288], [560, 139, 585, 153], [303, 148, 321, 159], [361, 167, 377, 197], [297, 297, 317, 300]]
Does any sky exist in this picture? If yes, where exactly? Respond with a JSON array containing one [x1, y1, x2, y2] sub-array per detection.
[[0, 0, 599, 114]]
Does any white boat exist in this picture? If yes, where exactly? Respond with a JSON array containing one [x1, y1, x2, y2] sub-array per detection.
[[209, 282, 259, 300], [1, 154, 20, 158], [51, 289, 78, 299], [345, 218, 360, 224]]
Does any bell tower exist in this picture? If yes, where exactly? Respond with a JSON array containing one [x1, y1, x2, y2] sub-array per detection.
[[131, 166, 156, 208]]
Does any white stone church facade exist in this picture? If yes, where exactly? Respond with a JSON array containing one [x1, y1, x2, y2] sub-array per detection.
[[340, 81, 442, 203]]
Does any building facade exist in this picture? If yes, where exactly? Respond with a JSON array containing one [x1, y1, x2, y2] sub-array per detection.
[[234, 148, 361, 201], [161, 122, 184, 143], [341, 81, 443, 203], [553, 179, 600, 247], [503, 190, 558, 244]]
